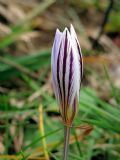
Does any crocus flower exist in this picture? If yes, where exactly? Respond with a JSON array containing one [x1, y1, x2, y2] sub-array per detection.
[[51, 24, 83, 126], [51, 24, 83, 160]]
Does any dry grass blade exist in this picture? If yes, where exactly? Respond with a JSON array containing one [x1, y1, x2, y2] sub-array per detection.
[[38, 105, 49, 160]]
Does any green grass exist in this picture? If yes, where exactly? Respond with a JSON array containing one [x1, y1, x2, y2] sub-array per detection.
[[0, 49, 120, 159], [0, 1, 120, 159]]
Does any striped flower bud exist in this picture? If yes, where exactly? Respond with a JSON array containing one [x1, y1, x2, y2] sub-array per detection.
[[51, 24, 83, 126]]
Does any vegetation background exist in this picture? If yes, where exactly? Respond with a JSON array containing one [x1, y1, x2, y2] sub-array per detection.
[[0, 0, 120, 159]]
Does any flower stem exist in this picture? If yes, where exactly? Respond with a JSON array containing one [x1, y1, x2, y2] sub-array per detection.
[[63, 126, 70, 160]]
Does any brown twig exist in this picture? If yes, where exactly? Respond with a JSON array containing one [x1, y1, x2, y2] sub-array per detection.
[[92, 0, 114, 49]]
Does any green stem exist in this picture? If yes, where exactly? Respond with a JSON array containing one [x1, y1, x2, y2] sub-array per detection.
[[63, 126, 70, 160]]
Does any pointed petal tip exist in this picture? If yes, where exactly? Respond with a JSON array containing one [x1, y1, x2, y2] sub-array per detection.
[[63, 27, 71, 38], [70, 24, 76, 34], [64, 27, 69, 32], [54, 28, 62, 40], [56, 28, 60, 33], [70, 23, 74, 29]]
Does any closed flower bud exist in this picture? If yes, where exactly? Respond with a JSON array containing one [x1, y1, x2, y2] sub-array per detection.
[[51, 24, 83, 126]]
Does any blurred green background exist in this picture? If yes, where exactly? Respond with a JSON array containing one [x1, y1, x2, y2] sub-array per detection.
[[0, 0, 120, 160]]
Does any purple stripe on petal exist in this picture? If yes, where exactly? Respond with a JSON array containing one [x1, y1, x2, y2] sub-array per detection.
[[68, 49, 73, 103], [63, 31, 68, 121], [63, 31, 68, 99], [76, 41, 83, 79], [57, 45, 62, 104]]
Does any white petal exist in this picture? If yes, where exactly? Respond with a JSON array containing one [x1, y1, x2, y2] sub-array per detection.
[[58, 28, 69, 103], [51, 29, 62, 105], [68, 37, 80, 107], [70, 24, 83, 78]]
